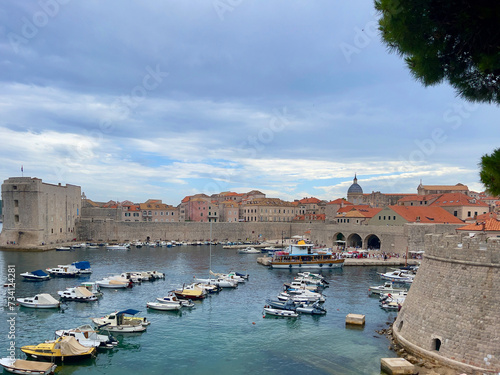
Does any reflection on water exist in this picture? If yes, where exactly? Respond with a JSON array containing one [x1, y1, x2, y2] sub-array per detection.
[[0, 245, 398, 375]]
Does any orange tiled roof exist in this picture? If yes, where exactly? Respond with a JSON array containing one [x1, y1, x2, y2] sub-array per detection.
[[474, 212, 498, 221], [398, 194, 441, 203], [430, 193, 488, 207], [299, 197, 321, 204], [422, 184, 468, 191], [389, 205, 464, 224], [457, 218, 500, 231], [181, 196, 192, 203]]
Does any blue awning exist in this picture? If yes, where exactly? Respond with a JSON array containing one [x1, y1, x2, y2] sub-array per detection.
[[32, 270, 49, 277], [73, 261, 91, 269], [117, 309, 141, 316]]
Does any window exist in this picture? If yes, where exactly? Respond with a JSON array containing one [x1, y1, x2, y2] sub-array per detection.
[[432, 338, 441, 351], [453, 211, 458, 216], [474, 212, 478, 216], [393, 216, 396, 220], [468, 211, 471, 217], [13, 185, 17, 190], [14, 200, 18, 208], [15, 215, 19, 223]]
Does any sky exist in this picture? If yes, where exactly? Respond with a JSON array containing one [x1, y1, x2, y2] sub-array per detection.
[[0, 1, 498, 205]]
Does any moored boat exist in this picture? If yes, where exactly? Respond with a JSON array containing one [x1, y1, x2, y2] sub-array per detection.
[[21, 336, 96, 362], [238, 247, 260, 254], [17, 294, 60, 309], [91, 309, 148, 333], [263, 306, 299, 318], [146, 301, 182, 311], [0, 358, 57, 375], [368, 282, 408, 295], [270, 241, 344, 269], [55, 324, 118, 349], [173, 284, 206, 300], [20, 270, 50, 281], [295, 301, 327, 315], [58, 286, 98, 302]]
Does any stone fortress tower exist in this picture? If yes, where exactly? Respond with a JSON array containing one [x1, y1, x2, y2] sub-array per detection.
[[347, 174, 363, 204], [394, 233, 500, 374], [0, 177, 81, 246]]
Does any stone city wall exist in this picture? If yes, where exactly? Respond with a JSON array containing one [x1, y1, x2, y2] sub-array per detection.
[[393, 233, 500, 374]]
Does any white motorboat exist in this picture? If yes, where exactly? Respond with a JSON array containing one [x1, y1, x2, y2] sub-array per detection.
[[284, 281, 320, 292], [20, 270, 50, 281], [55, 324, 118, 349], [238, 247, 260, 254], [194, 276, 237, 288], [379, 270, 415, 283], [380, 291, 408, 302], [156, 293, 194, 308], [58, 286, 98, 302], [277, 291, 325, 303], [118, 272, 144, 283], [0, 358, 57, 375], [263, 306, 299, 318], [55, 246, 72, 251], [369, 282, 408, 295], [95, 277, 132, 289], [46, 264, 79, 277], [380, 297, 405, 311], [106, 244, 129, 250], [91, 309, 148, 333], [17, 294, 60, 309], [146, 301, 182, 311]]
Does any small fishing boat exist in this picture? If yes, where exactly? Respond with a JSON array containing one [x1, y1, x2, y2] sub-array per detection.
[[91, 309, 148, 333], [156, 293, 194, 308], [106, 244, 129, 250], [146, 301, 182, 311], [238, 247, 260, 254], [173, 284, 207, 300], [21, 336, 96, 362], [72, 261, 92, 274], [265, 298, 297, 311], [55, 247, 71, 251], [379, 270, 415, 283], [368, 282, 408, 295], [20, 270, 50, 281], [0, 358, 57, 375], [55, 324, 118, 349], [17, 294, 60, 309], [81, 282, 102, 297], [46, 265, 79, 278], [95, 277, 132, 289], [58, 286, 98, 302], [193, 276, 237, 289], [295, 301, 327, 315], [263, 306, 299, 318]]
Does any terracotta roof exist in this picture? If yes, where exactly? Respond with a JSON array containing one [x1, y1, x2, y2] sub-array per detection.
[[388, 205, 464, 224], [430, 193, 488, 207], [474, 212, 498, 221], [398, 194, 441, 203], [422, 184, 468, 191], [457, 218, 500, 232], [299, 197, 321, 204], [181, 196, 192, 203], [328, 198, 350, 205]]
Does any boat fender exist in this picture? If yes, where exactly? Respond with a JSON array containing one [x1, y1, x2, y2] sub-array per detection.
[[319, 264, 323, 268], [329, 264, 333, 267]]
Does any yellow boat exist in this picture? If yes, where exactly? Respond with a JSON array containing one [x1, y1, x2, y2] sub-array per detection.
[[173, 284, 206, 300], [21, 336, 96, 362]]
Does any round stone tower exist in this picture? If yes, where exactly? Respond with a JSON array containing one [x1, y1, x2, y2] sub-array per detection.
[[394, 233, 500, 374]]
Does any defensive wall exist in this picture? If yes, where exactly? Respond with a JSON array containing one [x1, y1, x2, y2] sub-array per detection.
[[74, 220, 461, 254], [394, 233, 500, 374]]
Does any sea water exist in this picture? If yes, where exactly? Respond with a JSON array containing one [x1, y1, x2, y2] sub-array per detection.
[[0, 245, 399, 374]]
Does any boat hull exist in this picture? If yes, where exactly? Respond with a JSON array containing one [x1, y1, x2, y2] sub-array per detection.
[[263, 307, 298, 318], [0, 358, 57, 375], [17, 302, 60, 309]]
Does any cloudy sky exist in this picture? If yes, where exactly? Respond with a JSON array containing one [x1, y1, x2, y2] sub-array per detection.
[[0, 1, 498, 205]]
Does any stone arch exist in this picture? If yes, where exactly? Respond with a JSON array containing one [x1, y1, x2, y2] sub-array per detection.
[[333, 232, 346, 250], [365, 234, 381, 250], [347, 233, 362, 248]]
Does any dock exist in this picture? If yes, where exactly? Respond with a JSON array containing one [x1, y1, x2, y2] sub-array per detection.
[[257, 256, 419, 267]]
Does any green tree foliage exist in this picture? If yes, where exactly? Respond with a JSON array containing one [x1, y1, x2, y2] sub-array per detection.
[[375, 0, 500, 104], [479, 148, 500, 196]]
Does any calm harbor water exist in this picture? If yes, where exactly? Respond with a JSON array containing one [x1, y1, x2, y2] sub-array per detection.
[[0, 245, 399, 374]]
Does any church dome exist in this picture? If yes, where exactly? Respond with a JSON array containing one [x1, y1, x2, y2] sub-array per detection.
[[347, 175, 363, 194]]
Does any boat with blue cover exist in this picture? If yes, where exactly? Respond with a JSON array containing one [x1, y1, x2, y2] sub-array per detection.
[[72, 261, 92, 274], [20, 270, 50, 281]]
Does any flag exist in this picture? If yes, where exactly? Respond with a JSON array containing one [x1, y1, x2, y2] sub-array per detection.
[[21, 165, 23, 172]]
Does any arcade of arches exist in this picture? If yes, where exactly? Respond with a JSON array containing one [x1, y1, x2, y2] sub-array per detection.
[[334, 232, 381, 250]]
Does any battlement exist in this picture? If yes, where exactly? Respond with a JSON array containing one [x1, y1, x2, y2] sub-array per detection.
[[424, 233, 500, 265]]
